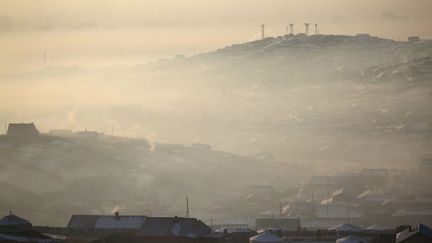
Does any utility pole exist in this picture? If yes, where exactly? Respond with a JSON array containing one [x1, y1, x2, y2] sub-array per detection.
[[185, 196, 190, 218], [279, 201, 283, 216], [326, 191, 329, 217]]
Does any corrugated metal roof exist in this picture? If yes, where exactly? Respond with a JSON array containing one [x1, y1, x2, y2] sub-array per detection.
[[138, 217, 211, 237], [67, 215, 211, 238], [68, 215, 99, 229], [95, 216, 144, 229], [68, 215, 144, 229]]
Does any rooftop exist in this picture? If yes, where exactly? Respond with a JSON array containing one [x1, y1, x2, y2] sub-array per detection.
[[6, 123, 39, 138], [67, 215, 211, 238]]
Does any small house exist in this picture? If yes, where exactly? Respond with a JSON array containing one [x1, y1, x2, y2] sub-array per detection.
[[6, 123, 39, 138], [408, 36, 420, 42]]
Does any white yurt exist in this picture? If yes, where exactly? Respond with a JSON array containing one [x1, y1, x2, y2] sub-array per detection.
[[0, 214, 32, 233], [249, 232, 284, 243], [336, 235, 367, 243]]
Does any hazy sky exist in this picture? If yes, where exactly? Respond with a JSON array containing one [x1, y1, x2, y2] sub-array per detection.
[[1, 0, 432, 30], [0, 0, 431, 160], [1, 0, 432, 71]]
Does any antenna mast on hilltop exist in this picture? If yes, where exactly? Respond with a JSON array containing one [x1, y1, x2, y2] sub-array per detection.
[[289, 23, 294, 35], [315, 24, 319, 35], [261, 24, 265, 39], [304, 23, 310, 35]]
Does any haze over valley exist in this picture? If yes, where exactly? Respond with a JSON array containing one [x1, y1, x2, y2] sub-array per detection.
[[1, 2, 432, 241]]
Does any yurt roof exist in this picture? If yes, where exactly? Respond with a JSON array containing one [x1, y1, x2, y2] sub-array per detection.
[[0, 215, 32, 227], [250, 232, 283, 243]]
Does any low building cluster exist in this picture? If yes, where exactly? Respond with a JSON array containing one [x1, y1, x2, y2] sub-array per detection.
[[2, 212, 431, 243]]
